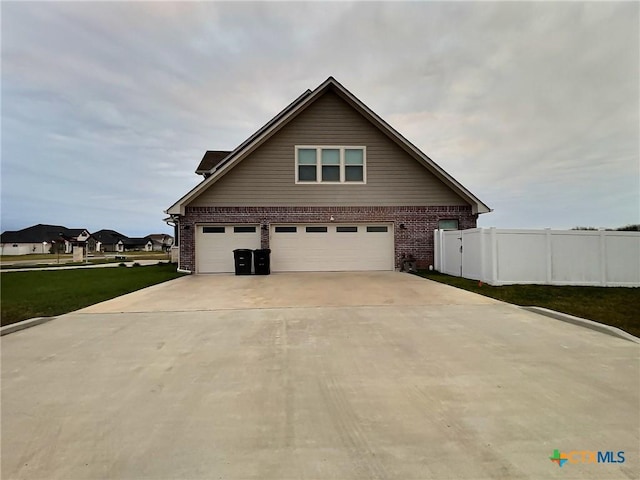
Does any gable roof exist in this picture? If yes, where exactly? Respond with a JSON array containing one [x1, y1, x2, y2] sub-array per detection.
[[167, 77, 491, 215]]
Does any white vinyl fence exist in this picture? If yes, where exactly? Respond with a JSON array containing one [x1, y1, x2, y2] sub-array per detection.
[[434, 228, 640, 287]]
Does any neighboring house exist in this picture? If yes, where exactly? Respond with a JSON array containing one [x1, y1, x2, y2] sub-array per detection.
[[147, 234, 174, 252], [117, 237, 153, 252], [92, 229, 128, 252], [166, 77, 490, 274], [0, 224, 93, 255], [61, 229, 96, 254]]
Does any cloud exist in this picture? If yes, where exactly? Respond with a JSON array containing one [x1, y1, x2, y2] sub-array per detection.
[[1, 1, 638, 235]]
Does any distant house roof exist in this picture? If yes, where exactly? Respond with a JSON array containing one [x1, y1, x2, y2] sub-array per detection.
[[147, 233, 173, 243], [195, 151, 232, 176], [65, 228, 89, 237], [0, 224, 84, 244], [93, 229, 127, 244], [118, 237, 152, 247]]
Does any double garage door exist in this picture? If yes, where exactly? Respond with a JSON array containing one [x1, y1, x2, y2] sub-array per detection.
[[196, 223, 394, 273]]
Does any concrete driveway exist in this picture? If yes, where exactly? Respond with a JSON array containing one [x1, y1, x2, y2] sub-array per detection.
[[2, 272, 638, 479]]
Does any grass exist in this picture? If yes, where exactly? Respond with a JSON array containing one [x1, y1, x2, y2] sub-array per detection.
[[0, 258, 127, 270], [1, 263, 186, 327], [0, 253, 73, 262], [416, 271, 640, 338], [1, 252, 170, 268]]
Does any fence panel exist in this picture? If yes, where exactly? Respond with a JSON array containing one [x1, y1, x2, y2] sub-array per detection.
[[441, 230, 462, 277], [461, 228, 483, 281], [434, 228, 640, 287], [496, 230, 548, 284]]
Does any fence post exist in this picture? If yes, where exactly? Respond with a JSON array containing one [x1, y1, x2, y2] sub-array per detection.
[[599, 229, 607, 286], [490, 227, 498, 285], [435, 229, 445, 272], [434, 229, 439, 271], [479, 227, 485, 283], [458, 230, 463, 277], [545, 228, 552, 285]]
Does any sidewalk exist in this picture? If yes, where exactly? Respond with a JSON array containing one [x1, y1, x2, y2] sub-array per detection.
[[0, 259, 163, 273]]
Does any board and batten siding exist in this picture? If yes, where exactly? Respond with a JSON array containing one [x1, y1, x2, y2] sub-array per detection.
[[189, 91, 469, 207]]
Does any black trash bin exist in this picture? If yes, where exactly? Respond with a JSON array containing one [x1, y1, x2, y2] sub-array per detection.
[[253, 249, 271, 275], [233, 249, 253, 275]]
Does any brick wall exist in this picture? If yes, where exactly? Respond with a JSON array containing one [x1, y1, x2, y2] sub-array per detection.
[[179, 205, 476, 272]]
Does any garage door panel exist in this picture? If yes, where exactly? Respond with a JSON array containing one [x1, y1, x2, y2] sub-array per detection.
[[196, 225, 260, 273], [270, 224, 393, 272]]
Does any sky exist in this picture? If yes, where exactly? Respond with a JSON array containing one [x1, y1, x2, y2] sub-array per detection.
[[2, 1, 638, 237]]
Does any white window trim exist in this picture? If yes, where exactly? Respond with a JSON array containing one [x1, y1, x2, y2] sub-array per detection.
[[295, 146, 367, 184]]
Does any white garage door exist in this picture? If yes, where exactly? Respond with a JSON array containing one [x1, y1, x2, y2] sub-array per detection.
[[196, 225, 261, 273], [270, 224, 394, 272]]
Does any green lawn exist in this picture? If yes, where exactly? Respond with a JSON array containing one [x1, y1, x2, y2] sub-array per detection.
[[417, 271, 640, 337], [1, 263, 186, 327], [0, 258, 127, 270], [1, 251, 170, 266], [0, 253, 73, 262]]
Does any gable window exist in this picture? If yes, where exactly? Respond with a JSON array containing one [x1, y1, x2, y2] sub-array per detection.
[[321, 149, 340, 182], [344, 148, 364, 181], [297, 148, 317, 181], [296, 146, 366, 184]]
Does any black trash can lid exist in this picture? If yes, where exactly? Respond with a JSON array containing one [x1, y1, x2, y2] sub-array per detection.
[[253, 249, 271, 253], [233, 248, 253, 253]]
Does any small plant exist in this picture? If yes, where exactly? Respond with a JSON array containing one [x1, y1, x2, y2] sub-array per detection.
[[118, 262, 126, 267], [133, 262, 141, 267]]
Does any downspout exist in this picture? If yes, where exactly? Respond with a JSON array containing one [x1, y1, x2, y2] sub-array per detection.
[[165, 214, 191, 273]]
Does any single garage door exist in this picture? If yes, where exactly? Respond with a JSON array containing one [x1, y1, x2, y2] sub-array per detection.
[[196, 225, 261, 273], [270, 223, 394, 272]]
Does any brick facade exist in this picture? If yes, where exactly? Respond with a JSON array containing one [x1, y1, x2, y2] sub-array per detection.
[[178, 205, 476, 272]]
